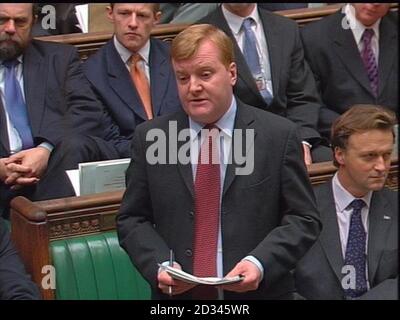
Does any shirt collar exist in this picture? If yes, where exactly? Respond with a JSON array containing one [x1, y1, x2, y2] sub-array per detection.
[[222, 4, 261, 36], [189, 96, 237, 142], [344, 4, 381, 46], [113, 35, 151, 66], [0, 55, 23, 66], [332, 172, 373, 213]]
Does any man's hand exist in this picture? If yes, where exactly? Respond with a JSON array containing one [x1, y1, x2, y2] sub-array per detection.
[[303, 143, 312, 166], [4, 147, 50, 185], [1, 158, 36, 187], [158, 262, 196, 296], [220, 260, 262, 293]]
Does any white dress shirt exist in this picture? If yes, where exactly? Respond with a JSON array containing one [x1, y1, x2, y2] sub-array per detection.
[[222, 4, 274, 96], [332, 173, 372, 288], [113, 36, 151, 82], [343, 3, 381, 63]]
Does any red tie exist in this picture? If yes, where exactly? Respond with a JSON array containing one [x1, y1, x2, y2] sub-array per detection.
[[192, 125, 220, 299]]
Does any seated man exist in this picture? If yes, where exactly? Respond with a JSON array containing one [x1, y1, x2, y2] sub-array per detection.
[[300, 3, 397, 140], [199, 3, 331, 165], [295, 105, 398, 300], [0, 217, 41, 299], [83, 3, 182, 159], [0, 3, 109, 216]]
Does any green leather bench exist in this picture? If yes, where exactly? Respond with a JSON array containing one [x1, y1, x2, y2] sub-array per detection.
[[50, 231, 151, 300]]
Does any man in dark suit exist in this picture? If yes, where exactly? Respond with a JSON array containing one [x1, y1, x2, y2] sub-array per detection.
[[117, 24, 321, 300], [0, 216, 41, 299], [300, 4, 398, 140], [0, 3, 108, 215], [83, 3, 181, 159], [199, 3, 331, 165], [295, 105, 398, 300]]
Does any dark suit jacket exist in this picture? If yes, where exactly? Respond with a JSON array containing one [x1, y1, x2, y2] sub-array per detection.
[[1, 39, 105, 158], [301, 10, 398, 139], [83, 38, 182, 158], [199, 6, 323, 144], [0, 218, 41, 299], [117, 99, 321, 299], [1, 39, 107, 207], [295, 181, 398, 300]]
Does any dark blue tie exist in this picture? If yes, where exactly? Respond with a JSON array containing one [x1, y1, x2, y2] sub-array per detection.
[[3, 59, 34, 150], [241, 17, 273, 105], [343, 199, 368, 299]]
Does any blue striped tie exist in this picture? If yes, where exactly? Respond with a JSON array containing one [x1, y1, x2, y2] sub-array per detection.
[[343, 199, 368, 299], [242, 18, 273, 105], [3, 59, 34, 150]]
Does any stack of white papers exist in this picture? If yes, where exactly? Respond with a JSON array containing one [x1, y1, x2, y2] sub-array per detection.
[[159, 265, 244, 286]]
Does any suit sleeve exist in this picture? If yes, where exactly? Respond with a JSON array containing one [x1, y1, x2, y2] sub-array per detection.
[[358, 278, 398, 300], [300, 25, 341, 139], [0, 219, 41, 300], [250, 125, 322, 287], [63, 47, 106, 139], [116, 126, 170, 290], [285, 24, 323, 144]]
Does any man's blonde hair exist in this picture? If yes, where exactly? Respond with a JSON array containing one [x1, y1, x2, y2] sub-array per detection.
[[171, 24, 235, 68], [331, 104, 397, 167]]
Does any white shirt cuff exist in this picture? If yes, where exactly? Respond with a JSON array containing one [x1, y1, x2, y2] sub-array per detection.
[[242, 255, 264, 281], [38, 142, 54, 153]]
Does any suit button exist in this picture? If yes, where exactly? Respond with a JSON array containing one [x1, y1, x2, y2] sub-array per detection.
[[188, 211, 194, 218], [185, 249, 192, 257]]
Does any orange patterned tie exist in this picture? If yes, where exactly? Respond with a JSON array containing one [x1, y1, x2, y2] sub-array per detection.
[[130, 54, 153, 120]]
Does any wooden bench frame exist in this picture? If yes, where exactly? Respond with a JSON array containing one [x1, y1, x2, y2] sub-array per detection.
[[10, 159, 398, 299], [35, 3, 398, 61]]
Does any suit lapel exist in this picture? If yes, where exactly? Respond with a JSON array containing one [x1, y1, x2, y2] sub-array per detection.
[[318, 182, 346, 282], [377, 16, 397, 97], [332, 12, 373, 95], [223, 101, 256, 197], [106, 41, 148, 121], [0, 98, 10, 156], [23, 42, 47, 137], [175, 112, 194, 198], [258, 9, 280, 98], [367, 191, 392, 284], [149, 39, 168, 117]]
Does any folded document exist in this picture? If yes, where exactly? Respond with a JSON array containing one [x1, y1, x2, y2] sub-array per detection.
[[159, 264, 244, 286]]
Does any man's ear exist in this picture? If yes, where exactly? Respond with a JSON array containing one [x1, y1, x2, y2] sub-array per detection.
[[334, 147, 346, 166], [154, 10, 162, 25], [106, 5, 114, 23]]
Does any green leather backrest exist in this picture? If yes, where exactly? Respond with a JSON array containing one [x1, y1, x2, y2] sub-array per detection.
[[50, 231, 151, 300]]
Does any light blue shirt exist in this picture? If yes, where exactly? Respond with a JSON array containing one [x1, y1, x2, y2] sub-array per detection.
[[113, 36, 151, 82], [0, 56, 53, 154]]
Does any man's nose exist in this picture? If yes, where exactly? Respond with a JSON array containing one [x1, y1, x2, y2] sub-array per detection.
[[128, 14, 138, 28], [188, 77, 202, 93], [4, 19, 16, 34]]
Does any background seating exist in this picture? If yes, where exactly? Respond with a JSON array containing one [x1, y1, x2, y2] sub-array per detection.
[[34, 4, 398, 61], [9, 159, 398, 299]]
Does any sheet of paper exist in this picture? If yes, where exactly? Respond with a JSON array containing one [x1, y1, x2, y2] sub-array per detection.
[[75, 4, 88, 33], [158, 265, 244, 286], [66, 169, 80, 196]]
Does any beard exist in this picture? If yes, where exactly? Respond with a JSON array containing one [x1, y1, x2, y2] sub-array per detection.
[[0, 34, 26, 61]]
